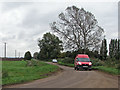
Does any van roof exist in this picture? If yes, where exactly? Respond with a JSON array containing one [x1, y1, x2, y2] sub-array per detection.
[[76, 54, 89, 58]]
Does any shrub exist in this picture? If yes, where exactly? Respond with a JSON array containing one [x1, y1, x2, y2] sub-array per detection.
[[26, 60, 39, 66], [26, 60, 47, 67], [91, 58, 104, 66], [26, 60, 32, 66], [24, 51, 32, 60], [33, 52, 39, 59], [62, 57, 74, 64], [115, 64, 120, 69], [104, 58, 119, 68]]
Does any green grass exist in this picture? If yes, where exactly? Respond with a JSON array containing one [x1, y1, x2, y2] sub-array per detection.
[[58, 61, 74, 67], [92, 66, 120, 75], [2, 60, 59, 85]]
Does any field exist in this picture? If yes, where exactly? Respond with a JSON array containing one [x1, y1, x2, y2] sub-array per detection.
[[2, 60, 59, 85]]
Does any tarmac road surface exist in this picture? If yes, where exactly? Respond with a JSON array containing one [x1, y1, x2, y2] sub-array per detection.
[[3, 62, 118, 88]]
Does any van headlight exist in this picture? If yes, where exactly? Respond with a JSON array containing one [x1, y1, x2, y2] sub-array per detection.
[[89, 62, 92, 65], [78, 62, 82, 65]]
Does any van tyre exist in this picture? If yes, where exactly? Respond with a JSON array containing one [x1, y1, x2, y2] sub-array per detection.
[[77, 67, 79, 71], [89, 69, 92, 71], [74, 67, 76, 70]]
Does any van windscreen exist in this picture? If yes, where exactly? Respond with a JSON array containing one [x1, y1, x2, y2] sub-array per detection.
[[76, 58, 90, 62]]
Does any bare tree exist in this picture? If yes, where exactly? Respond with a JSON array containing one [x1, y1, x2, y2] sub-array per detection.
[[50, 6, 104, 53]]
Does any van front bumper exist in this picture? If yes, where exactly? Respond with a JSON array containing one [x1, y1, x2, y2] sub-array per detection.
[[76, 65, 92, 69]]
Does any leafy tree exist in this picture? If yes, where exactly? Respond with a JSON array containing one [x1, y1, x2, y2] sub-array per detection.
[[50, 5, 104, 53], [103, 39, 108, 60], [93, 50, 100, 58], [114, 39, 118, 58], [109, 39, 113, 58], [58, 52, 66, 58], [118, 39, 120, 59], [62, 57, 74, 64], [38, 32, 63, 60], [100, 40, 104, 59], [33, 52, 39, 59], [24, 51, 32, 60], [100, 39, 107, 60]]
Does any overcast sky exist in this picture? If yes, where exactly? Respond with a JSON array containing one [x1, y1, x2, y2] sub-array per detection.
[[0, 1, 118, 57]]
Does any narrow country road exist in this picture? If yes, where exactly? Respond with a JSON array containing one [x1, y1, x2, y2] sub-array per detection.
[[3, 62, 118, 88]]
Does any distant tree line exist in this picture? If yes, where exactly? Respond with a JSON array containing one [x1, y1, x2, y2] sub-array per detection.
[[97, 39, 120, 60], [25, 38, 120, 61], [109, 39, 120, 60], [58, 39, 120, 61], [58, 49, 100, 59]]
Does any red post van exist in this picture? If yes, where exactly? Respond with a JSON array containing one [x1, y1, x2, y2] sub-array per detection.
[[74, 54, 92, 70]]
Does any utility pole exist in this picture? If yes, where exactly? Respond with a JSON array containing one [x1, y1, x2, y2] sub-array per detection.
[[4, 42, 6, 58], [19, 52, 20, 58], [15, 50, 17, 58]]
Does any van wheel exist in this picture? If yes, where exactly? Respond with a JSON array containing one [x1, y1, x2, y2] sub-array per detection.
[[89, 69, 92, 71], [77, 68, 79, 71], [74, 67, 76, 70]]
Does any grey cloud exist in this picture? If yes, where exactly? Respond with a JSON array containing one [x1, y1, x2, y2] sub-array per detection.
[[21, 9, 42, 28], [2, 34, 16, 41], [1, 2, 33, 12], [21, 7, 60, 29]]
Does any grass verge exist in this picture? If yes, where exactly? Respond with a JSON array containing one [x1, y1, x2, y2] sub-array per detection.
[[58, 61, 120, 75], [92, 66, 120, 75], [58, 61, 74, 67], [2, 60, 59, 85]]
